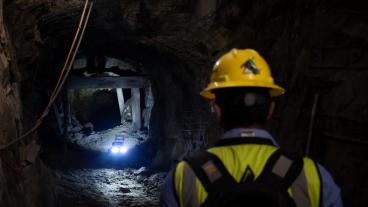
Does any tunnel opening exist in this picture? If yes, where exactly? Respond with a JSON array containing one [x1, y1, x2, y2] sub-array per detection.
[[33, 31, 166, 206], [38, 50, 156, 165], [34, 22, 205, 171], [64, 54, 154, 153]]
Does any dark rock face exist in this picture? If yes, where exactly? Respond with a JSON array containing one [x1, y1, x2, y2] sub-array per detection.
[[72, 89, 122, 131], [1, 0, 368, 206]]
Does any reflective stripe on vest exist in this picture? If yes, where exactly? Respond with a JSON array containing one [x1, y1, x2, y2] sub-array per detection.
[[175, 161, 200, 207], [302, 157, 322, 207], [174, 144, 322, 207]]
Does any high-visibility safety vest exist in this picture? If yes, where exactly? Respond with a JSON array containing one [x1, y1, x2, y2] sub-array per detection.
[[174, 138, 322, 207]]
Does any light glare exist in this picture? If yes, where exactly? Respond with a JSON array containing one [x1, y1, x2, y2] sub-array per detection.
[[120, 146, 128, 154], [111, 146, 120, 154]]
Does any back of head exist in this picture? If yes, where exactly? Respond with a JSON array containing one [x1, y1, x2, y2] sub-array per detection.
[[213, 87, 271, 130], [200, 48, 284, 130]]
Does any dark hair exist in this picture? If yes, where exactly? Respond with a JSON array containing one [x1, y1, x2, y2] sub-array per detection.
[[213, 87, 271, 130]]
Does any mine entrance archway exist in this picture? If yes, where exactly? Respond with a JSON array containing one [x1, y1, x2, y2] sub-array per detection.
[[62, 75, 152, 153], [39, 52, 156, 170]]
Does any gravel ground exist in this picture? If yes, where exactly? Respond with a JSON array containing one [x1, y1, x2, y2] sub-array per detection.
[[55, 168, 165, 207]]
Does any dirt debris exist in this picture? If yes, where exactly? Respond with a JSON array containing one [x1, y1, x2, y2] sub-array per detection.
[[55, 168, 166, 207]]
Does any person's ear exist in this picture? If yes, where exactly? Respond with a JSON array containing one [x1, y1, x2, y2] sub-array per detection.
[[267, 100, 275, 120], [212, 102, 222, 119]]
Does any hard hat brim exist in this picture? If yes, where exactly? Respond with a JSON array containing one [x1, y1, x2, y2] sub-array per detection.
[[200, 81, 285, 100]]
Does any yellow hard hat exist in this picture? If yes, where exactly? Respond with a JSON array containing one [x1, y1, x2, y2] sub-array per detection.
[[200, 49, 285, 100]]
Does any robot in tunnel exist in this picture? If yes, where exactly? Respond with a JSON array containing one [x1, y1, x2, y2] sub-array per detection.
[[110, 134, 128, 154]]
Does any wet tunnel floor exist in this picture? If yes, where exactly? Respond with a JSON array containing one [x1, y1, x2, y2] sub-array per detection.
[[55, 168, 165, 207]]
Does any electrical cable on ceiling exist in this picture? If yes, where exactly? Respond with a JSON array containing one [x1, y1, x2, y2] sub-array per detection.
[[0, 0, 95, 151]]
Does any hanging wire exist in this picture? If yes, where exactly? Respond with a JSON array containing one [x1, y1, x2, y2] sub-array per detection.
[[0, 0, 95, 151]]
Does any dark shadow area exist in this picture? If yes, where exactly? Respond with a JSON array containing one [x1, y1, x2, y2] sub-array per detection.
[[88, 89, 122, 131]]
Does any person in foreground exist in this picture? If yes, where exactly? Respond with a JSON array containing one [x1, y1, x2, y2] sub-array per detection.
[[160, 49, 343, 207]]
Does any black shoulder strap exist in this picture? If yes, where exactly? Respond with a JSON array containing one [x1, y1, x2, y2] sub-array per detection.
[[185, 149, 303, 195], [184, 151, 237, 194], [257, 149, 303, 189]]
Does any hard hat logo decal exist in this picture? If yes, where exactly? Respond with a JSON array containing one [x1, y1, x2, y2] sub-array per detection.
[[241, 58, 260, 75]]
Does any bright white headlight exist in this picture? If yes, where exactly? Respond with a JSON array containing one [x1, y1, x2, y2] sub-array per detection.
[[120, 146, 128, 154], [111, 146, 120, 154]]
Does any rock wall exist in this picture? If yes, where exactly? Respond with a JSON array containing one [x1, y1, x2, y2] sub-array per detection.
[[0, 0, 24, 205], [0, 1, 56, 206]]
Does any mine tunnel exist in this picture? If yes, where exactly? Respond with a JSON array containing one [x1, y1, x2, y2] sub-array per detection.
[[1, 0, 368, 206]]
